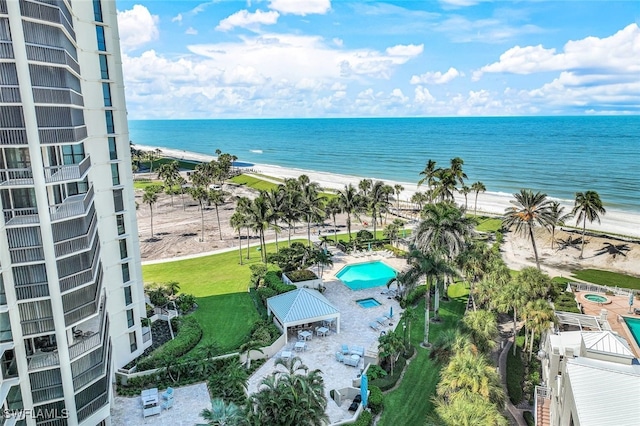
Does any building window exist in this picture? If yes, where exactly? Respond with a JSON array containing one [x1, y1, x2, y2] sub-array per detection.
[[108, 137, 117, 160], [93, 0, 103, 22], [102, 82, 112, 107], [116, 214, 125, 235], [126, 309, 134, 328], [129, 331, 137, 352], [113, 189, 124, 212], [111, 163, 120, 186], [96, 26, 106, 51], [99, 54, 109, 79], [105, 110, 114, 134], [118, 239, 128, 259], [124, 286, 132, 306], [62, 144, 84, 165], [121, 262, 130, 283]]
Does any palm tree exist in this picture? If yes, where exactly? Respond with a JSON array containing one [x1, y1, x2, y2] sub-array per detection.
[[523, 299, 555, 360], [432, 393, 508, 426], [437, 347, 505, 406], [432, 168, 458, 203], [461, 310, 498, 354], [449, 157, 467, 188], [189, 186, 208, 242], [208, 189, 226, 240], [264, 187, 284, 251], [157, 161, 180, 206], [378, 331, 404, 375], [418, 159, 438, 198], [280, 179, 303, 245], [410, 191, 427, 214], [502, 189, 553, 270], [337, 184, 361, 242], [230, 212, 245, 265], [393, 184, 404, 215], [495, 280, 530, 355], [298, 176, 325, 247], [471, 181, 486, 216], [235, 197, 253, 260], [142, 186, 160, 238], [400, 306, 417, 347], [459, 185, 470, 210], [412, 202, 475, 262], [358, 178, 372, 198], [247, 195, 271, 262], [366, 180, 388, 237], [200, 398, 246, 426], [572, 190, 606, 258], [324, 197, 342, 243], [549, 201, 573, 249]]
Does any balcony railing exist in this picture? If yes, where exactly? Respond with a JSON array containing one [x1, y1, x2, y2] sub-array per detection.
[[15, 282, 49, 300], [49, 186, 93, 222], [44, 156, 90, 184], [54, 215, 97, 258], [3, 207, 39, 226], [76, 390, 108, 423], [27, 349, 59, 371], [142, 327, 151, 343], [59, 250, 100, 293], [0, 168, 33, 186], [68, 301, 106, 361], [9, 246, 45, 264]]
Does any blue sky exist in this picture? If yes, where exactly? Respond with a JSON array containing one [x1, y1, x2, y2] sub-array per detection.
[[115, 1, 640, 119]]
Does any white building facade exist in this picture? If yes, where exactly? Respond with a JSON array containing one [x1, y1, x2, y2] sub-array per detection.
[[0, 0, 150, 424]]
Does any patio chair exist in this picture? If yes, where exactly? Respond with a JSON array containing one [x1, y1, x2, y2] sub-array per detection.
[[341, 344, 349, 355], [162, 387, 174, 400], [161, 398, 174, 410], [376, 317, 388, 325], [344, 355, 360, 367], [351, 346, 365, 357], [634, 308, 640, 315], [335, 352, 345, 363], [369, 322, 380, 331]]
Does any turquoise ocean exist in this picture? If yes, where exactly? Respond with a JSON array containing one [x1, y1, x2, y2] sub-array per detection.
[[128, 116, 640, 213]]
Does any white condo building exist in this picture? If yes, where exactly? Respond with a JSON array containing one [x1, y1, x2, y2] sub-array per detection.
[[0, 0, 151, 424]]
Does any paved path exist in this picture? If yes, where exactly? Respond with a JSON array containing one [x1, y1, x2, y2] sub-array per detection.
[[498, 339, 529, 426]]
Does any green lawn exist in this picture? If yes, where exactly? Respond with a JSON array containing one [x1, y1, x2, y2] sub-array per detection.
[[230, 174, 280, 192], [571, 269, 640, 290], [475, 216, 503, 233], [377, 283, 469, 426], [133, 179, 162, 191], [142, 242, 296, 351]]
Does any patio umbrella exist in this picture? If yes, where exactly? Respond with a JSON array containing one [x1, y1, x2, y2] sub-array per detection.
[[360, 373, 368, 407], [389, 306, 393, 319], [629, 292, 634, 313]]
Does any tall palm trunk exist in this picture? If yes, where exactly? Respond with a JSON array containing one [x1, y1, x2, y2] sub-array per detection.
[[424, 284, 431, 347], [273, 220, 279, 252], [306, 214, 312, 247], [346, 215, 352, 241], [512, 308, 518, 356], [580, 215, 587, 258], [287, 220, 292, 245], [528, 224, 541, 270], [214, 205, 222, 240], [149, 205, 154, 238], [200, 203, 205, 242], [237, 230, 243, 265], [246, 227, 251, 259]]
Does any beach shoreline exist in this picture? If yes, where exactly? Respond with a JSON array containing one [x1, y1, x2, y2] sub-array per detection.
[[133, 143, 640, 238]]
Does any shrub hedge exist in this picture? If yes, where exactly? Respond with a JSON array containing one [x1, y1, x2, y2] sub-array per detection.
[[404, 286, 427, 307], [368, 385, 384, 414], [370, 355, 407, 392], [286, 269, 318, 282], [264, 271, 297, 294], [136, 316, 203, 371], [353, 410, 373, 426]]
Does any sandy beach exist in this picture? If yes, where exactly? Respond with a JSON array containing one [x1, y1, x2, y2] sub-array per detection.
[[134, 143, 640, 239]]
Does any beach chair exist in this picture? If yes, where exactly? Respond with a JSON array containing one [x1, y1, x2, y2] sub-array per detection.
[[369, 322, 380, 331], [162, 387, 174, 400], [376, 316, 388, 325], [335, 352, 345, 363], [161, 398, 174, 410], [341, 344, 349, 355]]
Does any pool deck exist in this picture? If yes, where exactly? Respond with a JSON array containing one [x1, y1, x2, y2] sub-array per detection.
[[247, 250, 406, 424], [578, 291, 640, 357]]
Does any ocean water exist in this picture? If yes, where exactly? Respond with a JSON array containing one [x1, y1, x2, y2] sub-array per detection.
[[128, 116, 640, 213]]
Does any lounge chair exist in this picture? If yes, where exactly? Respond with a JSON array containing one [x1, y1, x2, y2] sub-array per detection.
[[376, 316, 388, 325], [634, 308, 640, 315], [161, 398, 174, 410], [369, 322, 380, 331], [162, 387, 174, 400], [344, 355, 360, 367], [341, 344, 349, 355], [335, 352, 345, 363], [350, 345, 365, 357], [348, 401, 360, 411]]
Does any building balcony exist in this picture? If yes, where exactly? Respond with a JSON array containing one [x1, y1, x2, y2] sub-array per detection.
[[0, 168, 33, 186], [49, 186, 93, 222], [68, 300, 106, 361], [534, 385, 552, 426], [44, 156, 90, 184], [59, 251, 100, 294], [2, 207, 38, 226], [54, 214, 97, 258]]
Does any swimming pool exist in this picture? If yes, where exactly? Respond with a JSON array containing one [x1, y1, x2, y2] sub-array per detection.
[[336, 261, 397, 290], [624, 317, 640, 347], [357, 298, 382, 308]]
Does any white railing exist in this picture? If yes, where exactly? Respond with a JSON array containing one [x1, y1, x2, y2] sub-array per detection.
[[575, 282, 634, 297]]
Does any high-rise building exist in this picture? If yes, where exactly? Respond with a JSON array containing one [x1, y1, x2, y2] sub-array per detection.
[[0, 1, 151, 424]]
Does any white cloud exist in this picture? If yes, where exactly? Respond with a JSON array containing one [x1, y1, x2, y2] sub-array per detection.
[[268, 0, 331, 16], [414, 86, 436, 104], [435, 15, 543, 44], [475, 23, 640, 78], [172, 13, 182, 23], [117, 5, 159, 53], [332, 38, 343, 47], [410, 67, 462, 85], [216, 10, 280, 32], [185, 27, 198, 35], [385, 44, 424, 57]]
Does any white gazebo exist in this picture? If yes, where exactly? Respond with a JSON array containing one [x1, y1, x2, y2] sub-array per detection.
[[266, 288, 340, 342]]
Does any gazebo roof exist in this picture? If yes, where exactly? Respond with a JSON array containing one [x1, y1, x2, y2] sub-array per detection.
[[267, 288, 339, 325]]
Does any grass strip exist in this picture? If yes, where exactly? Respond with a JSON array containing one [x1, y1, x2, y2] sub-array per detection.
[[377, 283, 468, 426], [572, 269, 640, 290], [506, 344, 524, 404]]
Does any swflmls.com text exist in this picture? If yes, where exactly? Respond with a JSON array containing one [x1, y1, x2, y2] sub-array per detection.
[[3, 409, 70, 420]]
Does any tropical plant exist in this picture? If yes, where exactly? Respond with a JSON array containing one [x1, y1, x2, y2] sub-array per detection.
[[461, 309, 498, 353], [522, 299, 555, 360], [393, 184, 404, 214], [264, 187, 284, 251], [418, 159, 438, 200], [367, 180, 390, 238], [208, 189, 227, 240], [337, 184, 362, 242], [189, 186, 209, 242], [471, 181, 486, 216], [230, 211, 246, 265], [235, 197, 253, 260], [413, 202, 475, 262], [459, 185, 470, 210], [298, 175, 325, 247], [142, 185, 162, 238], [549, 201, 573, 250], [502, 189, 553, 270], [572, 190, 606, 258], [431, 393, 508, 426], [280, 179, 303, 245], [247, 195, 271, 262], [324, 197, 342, 243], [157, 160, 181, 206], [200, 398, 247, 426], [494, 280, 530, 355]]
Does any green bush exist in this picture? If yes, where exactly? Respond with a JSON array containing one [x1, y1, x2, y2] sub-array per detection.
[[366, 364, 388, 381], [264, 271, 297, 294], [523, 410, 535, 426], [136, 316, 203, 371], [286, 269, 318, 282], [506, 345, 524, 404], [368, 385, 384, 414], [370, 356, 407, 392], [356, 230, 374, 241], [256, 287, 277, 304], [404, 285, 427, 306], [175, 293, 197, 314], [353, 410, 372, 426]]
